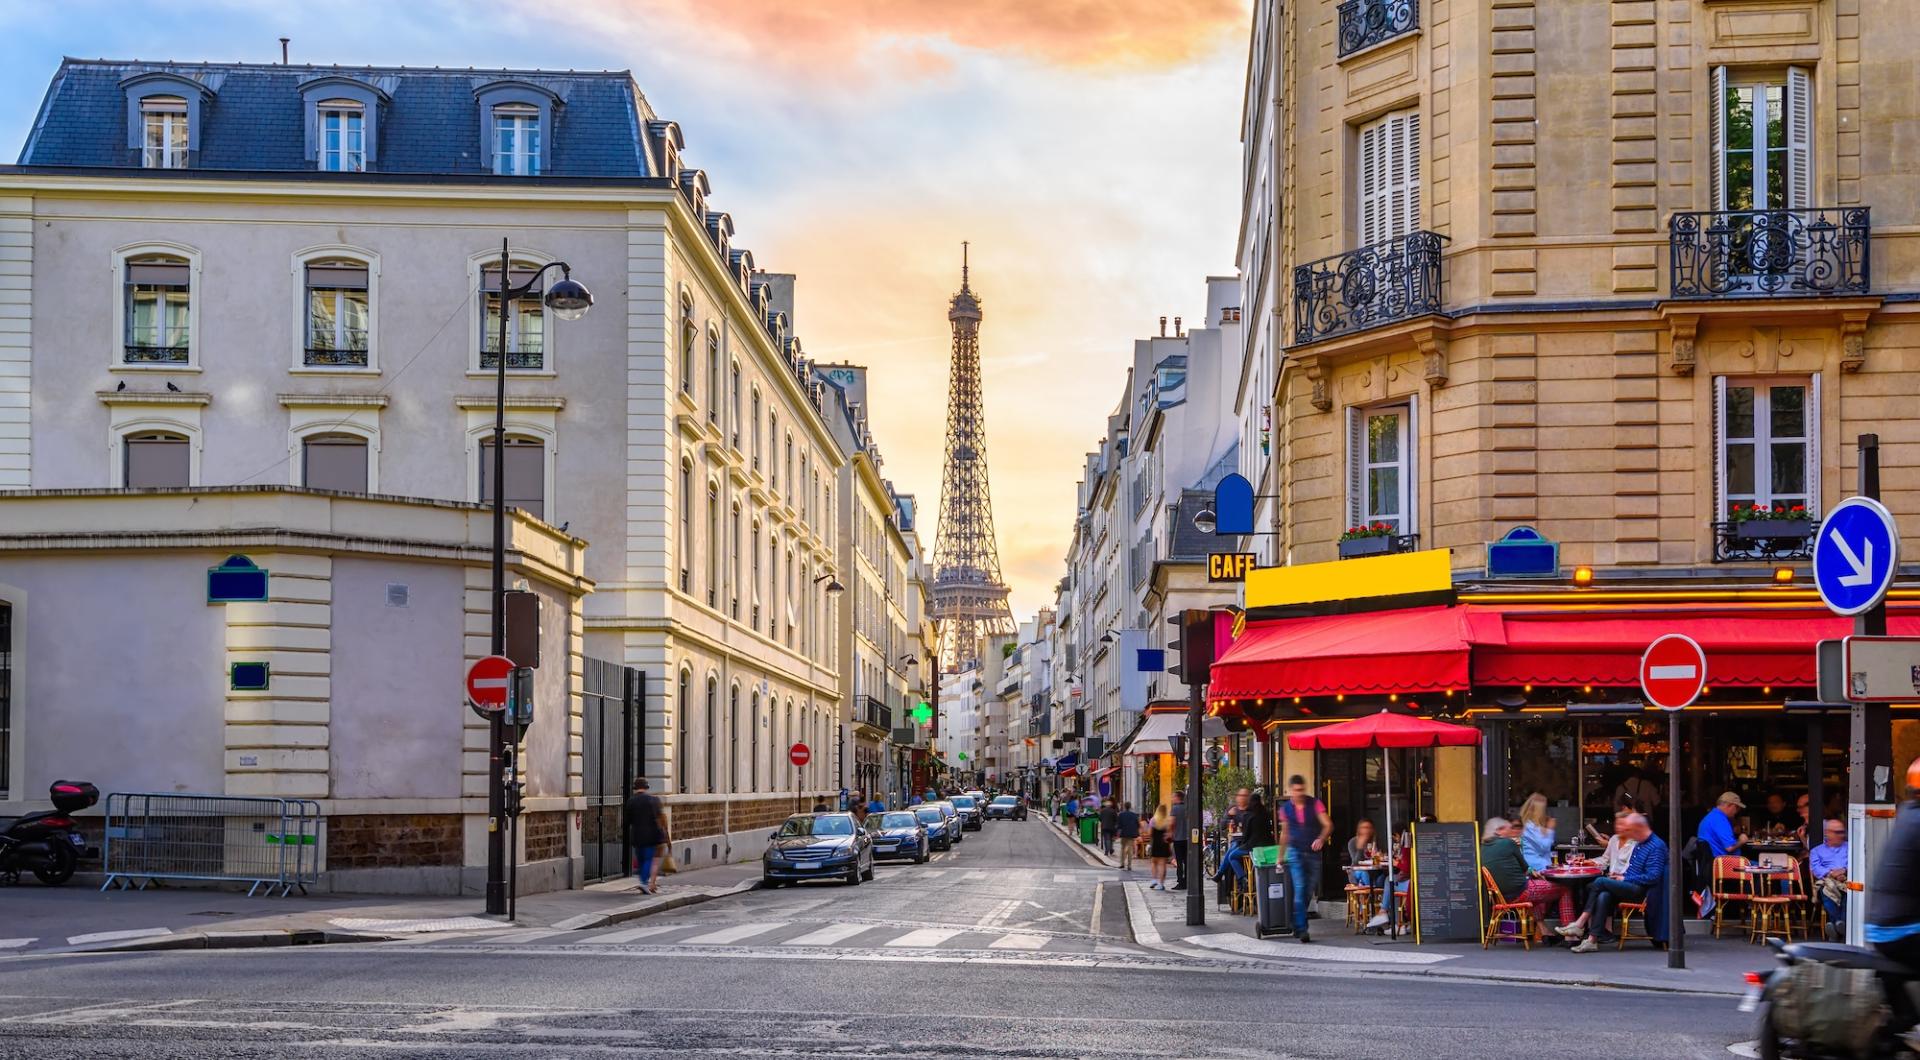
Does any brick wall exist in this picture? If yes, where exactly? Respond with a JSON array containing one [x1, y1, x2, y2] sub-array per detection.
[[665, 796, 804, 843], [326, 813, 462, 870], [523, 810, 567, 863]]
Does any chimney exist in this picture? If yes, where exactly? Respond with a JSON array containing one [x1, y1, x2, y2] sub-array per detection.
[[279, 37, 290, 64], [1158, 316, 1167, 337], [1173, 316, 1183, 337]]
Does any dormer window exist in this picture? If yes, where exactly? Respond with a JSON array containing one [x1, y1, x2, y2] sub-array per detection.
[[141, 96, 188, 169], [318, 100, 365, 172], [493, 104, 542, 176]]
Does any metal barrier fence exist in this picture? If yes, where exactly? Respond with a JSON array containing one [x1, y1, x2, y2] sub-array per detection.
[[102, 792, 323, 897]]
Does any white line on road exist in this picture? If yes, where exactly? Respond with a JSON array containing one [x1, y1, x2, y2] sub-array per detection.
[[0, 938, 36, 949], [985, 933, 1048, 950], [883, 928, 964, 947], [64, 928, 172, 946], [675, 921, 790, 946], [780, 923, 873, 947], [961, 870, 989, 881], [976, 898, 1019, 929], [583, 923, 694, 945]]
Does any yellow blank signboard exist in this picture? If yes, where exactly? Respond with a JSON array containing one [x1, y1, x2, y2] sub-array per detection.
[[1244, 548, 1453, 611]]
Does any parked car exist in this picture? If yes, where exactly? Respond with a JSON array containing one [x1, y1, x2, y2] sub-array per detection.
[[762, 813, 874, 887], [984, 794, 1027, 821], [965, 789, 987, 805], [912, 805, 956, 850], [949, 794, 984, 831], [925, 801, 964, 843], [865, 810, 930, 864]]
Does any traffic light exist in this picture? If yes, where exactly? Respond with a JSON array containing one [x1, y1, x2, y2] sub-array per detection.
[[1165, 609, 1215, 686]]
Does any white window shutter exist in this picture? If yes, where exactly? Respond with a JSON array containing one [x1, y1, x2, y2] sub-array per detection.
[[1712, 376, 1728, 521], [1807, 372, 1822, 516], [1386, 112, 1410, 241], [1787, 66, 1813, 209], [1709, 67, 1729, 210], [1359, 121, 1382, 247], [1406, 394, 1420, 535], [1401, 111, 1422, 239], [1346, 405, 1364, 530]]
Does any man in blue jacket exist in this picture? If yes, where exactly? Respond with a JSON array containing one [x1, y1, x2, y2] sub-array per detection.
[[1558, 814, 1667, 952]]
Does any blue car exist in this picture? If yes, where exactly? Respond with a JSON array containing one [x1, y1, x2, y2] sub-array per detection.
[[912, 805, 956, 851], [865, 810, 930, 864]]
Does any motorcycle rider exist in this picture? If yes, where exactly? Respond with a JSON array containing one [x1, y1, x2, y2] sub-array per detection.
[[1866, 756, 1920, 968]]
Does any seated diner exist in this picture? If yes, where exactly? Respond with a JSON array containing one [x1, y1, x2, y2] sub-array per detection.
[[1556, 813, 1668, 952], [1481, 816, 1574, 945]]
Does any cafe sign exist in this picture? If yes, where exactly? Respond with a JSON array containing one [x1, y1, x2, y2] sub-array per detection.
[[1207, 552, 1258, 583]]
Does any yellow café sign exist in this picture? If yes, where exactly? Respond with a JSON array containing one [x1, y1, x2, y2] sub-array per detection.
[[1244, 547, 1454, 614], [1207, 552, 1259, 582]]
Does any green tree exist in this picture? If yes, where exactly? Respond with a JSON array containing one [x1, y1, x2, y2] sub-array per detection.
[[1203, 765, 1258, 822]]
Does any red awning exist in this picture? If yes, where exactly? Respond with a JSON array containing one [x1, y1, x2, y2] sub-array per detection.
[[1286, 710, 1482, 750], [1208, 605, 1471, 701]]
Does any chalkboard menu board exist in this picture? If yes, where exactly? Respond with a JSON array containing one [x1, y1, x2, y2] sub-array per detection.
[[1411, 822, 1482, 944]]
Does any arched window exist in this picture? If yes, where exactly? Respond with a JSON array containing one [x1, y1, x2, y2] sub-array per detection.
[[784, 545, 795, 646], [705, 675, 718, 795], [769, 413, 780, 490], [751, 520, 762, 629], [707, 329, 721, 426], [767, 536, 779, 638], [477, 435, 545, 519], [678, 292, 696, 397], [122, 253, 192, 365], [678, 458, 693, 594], [302, 432, 369, 493], [706, 483, 720, 609], [730, 362, 742, 448], [676, 667, 691, 794], [784, 699, 795, 785], [729, 683, 741, 794], [730, 501, 743, 619], [751, 388, 763, 471], [750, 690, 762, 792], [479, 258, 548, 371], [122, 430, 190, 488], [302, 257, 370, 366], [784, 434, 793, 498]]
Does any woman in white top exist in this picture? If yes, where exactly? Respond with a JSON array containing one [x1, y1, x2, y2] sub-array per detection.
[[1586, 810, 1637, 874]]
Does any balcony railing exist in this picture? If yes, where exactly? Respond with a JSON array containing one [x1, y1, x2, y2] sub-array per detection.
[[1339, 0, 1418, 57], [479, 348, 545, 371], [1712, 518, 1819, 563], [1669, 207, 1870, 299], [1338, 532, 1420, 560], [1293, 231, 1447, 345], [860, 696, 892, 733], [305, 346, 369, 368], [123, 344, 190, 364]]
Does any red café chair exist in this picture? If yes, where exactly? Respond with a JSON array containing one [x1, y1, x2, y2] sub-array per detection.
[[1481, 867, 1534, 950], [1711, 855, 1754, 939]]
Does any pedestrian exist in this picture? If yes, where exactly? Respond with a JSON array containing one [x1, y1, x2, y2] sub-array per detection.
[[1277, 775, 1331, 943], [851, 801, 870, 827], [1065, 793, 1080, 817], [811, 798, 831, 812], [1149, 804, 1173, 890], [1098, 798, 1119, 856], [622, 777, 667, 895], [1170, 791, 1189, 891], [868, 794, 886, 815], [1116, 801, 1140, 871]]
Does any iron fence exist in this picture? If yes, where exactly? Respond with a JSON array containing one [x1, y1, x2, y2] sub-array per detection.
[[1669, 207, 1870, 298], [1339, 0, 1419, 57], [102, 791, 322, 897], [1292, 231, 1448, 345]]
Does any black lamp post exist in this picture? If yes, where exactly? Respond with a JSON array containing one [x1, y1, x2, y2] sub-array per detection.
[[485, 238, 591, 918]]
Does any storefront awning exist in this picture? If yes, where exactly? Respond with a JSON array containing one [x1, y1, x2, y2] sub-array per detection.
[[1208, 605, 1472, 701], [1127, 709, 1231, 755]]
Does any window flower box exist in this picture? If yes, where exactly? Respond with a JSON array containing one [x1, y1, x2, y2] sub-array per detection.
[[1339, 535, 1393, 559], [1735, 519, 1815, 542]]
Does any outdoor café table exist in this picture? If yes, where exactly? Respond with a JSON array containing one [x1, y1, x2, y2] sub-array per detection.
[[1744, 860, 1796, 895], [1744, 839, 1802, 858], [1540, 863, 1604, 913]]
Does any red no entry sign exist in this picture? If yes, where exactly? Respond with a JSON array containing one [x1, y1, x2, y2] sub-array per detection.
[[1640, 634, 1707, 712], [789, 742, 811, 768], [466, 654, 515, 712]]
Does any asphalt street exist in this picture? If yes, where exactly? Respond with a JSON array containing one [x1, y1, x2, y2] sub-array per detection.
[[0, 817, 1760, 1058]]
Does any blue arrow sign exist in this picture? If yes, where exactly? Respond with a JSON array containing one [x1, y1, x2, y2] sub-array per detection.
[[1812, 496, 1900, 616]]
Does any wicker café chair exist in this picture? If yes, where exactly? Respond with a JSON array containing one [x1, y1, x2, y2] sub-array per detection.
[[1711, 855, 1754, 939], [1481, 866, 1534, 950]]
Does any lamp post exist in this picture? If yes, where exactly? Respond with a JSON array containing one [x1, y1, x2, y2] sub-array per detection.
[[485, 238, 592, 918]]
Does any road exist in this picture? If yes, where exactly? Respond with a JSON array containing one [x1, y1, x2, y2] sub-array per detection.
[[0, 817, 1759, 1058]]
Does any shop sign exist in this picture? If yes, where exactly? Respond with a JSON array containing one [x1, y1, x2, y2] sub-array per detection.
[[1208, 552, 1258, 582], [1485, 526, 1559, 578], [1245, 547, 1453, 615], [1842, 636, 1920, 704]]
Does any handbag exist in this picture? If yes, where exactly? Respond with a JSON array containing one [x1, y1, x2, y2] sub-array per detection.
[[660, 832, 676, 874]]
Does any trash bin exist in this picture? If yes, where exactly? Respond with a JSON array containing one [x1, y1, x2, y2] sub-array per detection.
[[1250, 845, 1292, 939], [1078, 814, 1099, 845]]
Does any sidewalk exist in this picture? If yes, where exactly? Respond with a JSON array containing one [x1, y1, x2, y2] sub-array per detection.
[[2, 860, 761, 955]]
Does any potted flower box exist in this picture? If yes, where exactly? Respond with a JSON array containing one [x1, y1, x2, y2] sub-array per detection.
[[1339, 523, 1397, 559], [1730, 504, 1815, 542]]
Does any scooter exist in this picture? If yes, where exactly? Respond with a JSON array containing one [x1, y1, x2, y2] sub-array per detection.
[[1745, 936, 1920, 1058], [0, 780, 98, 886]]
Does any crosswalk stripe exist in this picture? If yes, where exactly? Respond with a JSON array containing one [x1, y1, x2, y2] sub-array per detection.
[[66, 928, 172, 946], [584, 923, 691, 945], [961, 870, 989, 881], [780, 923, 873, 947], [487, 929, 571, 944], [676, 921, 790, 946], [919, 868, 949, 878], [884, 928, 963, 947], [0, 938, 36, 950], [985, 933, 1048, 950]]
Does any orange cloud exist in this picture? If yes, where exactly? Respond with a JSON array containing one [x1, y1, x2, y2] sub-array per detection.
[[645, 0, 1248, 73]]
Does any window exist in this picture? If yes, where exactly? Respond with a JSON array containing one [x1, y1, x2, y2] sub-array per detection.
[[140, 95, 188, 169], [768, 534, 780, 637], [123, 256, 191, 364], [480, 261, 546, 370], [1712, 67, 1812, 211], [304, 260, 370, 366], [478, 436, 545, 519], [707, 484, 721, 608], [730, 362, 742, 447], [707, 331, 722, 426], [677, 668, 691, 794], [770, 414, 780, 490], [123, 432, 189, 488], [750, 691, 762, 792], [679, 459, 693, 594], [679, 295, 696, 396], [1717, 378, 1817, 518], [0, 602, 9, 797], [751, 389, 763, 471], [492, 103, 542, 176], [729, 684, 741, 793], [730, 501, 743, 619], [751, 520, 763, 629], [318, 101, 365, 172], [784, 435, 793, 498], [302, 434, 369, 493], [1357, 109, 1421, 247], [1346, 402, 1415, 534], [705, 676, 718, 795]]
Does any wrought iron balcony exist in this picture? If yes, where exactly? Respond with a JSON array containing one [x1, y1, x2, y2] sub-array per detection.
[[479, 348, 546, 371], [123, 344, 189, 364], [1292, 231, 1447, 346], [304, 346, 369, 368], [1339, 0, 1418, 57], [1669, 207, 1870, 299], [860, 696, 893, 733], [1712, 518, 1819, 563]]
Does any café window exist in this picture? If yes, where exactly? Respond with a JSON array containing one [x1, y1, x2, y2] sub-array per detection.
[[304, 260, 371, 367], [1712, 67, 1812, 211], [302, 433, 369, 493], [479, 261, 546, 371], [1345, 400, 1416, 534], [477, 435, 546, 520], [123, 431, 190, 488], [1716, 377, 1818, 518], [123, 256, 191, 364]]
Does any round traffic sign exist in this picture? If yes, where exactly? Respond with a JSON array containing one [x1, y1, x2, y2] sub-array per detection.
[[1813, 496, 1900, 617], [466, 654, 515, 712], [1640, 634, 1707, 712], [789, 742, 810, 768]]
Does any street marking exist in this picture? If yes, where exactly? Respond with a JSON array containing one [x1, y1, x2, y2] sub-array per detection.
[[976, 898, 1019, 928], [986, 933, 1048, 950], [64, 928, 172, 946], [884, 928, 964, 947], [961, 870, 990, 881], [675, 921, 790, 946], [780, 923, 873, 947], [0, 938, 35, 949], [583, 923, 692, 945], [485, 929, 571, 944]]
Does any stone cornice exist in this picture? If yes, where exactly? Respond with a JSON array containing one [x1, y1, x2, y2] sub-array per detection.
[[96, 389, 212, 406]]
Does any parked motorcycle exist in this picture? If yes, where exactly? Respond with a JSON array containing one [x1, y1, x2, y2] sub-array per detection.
[[0, 780, 98, 886]]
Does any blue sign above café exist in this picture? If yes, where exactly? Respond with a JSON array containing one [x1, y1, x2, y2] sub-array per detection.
[[1486, 527, 1560, 578]]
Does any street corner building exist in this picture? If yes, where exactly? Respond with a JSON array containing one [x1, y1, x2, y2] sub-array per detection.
[[0, 57, 932, 895]]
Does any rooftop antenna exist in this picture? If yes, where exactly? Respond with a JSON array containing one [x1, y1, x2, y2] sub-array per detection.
[[961, 241, 969, 291], [279, 38, 289, 64]]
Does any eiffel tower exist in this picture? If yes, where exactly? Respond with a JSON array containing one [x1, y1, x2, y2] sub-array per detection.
[[931, 243, 1014, 672]]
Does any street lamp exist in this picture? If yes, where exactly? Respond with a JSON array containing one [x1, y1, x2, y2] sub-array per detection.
[[813, 572, 845, 594], [485, 238, 592, 918]]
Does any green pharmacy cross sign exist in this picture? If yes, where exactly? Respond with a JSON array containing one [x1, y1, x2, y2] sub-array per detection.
[[958, 752, 969, 762], [910, 701, 933, 725]]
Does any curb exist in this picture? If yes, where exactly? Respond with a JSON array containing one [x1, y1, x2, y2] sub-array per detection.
[[75, 928, 398, 954], [550, 879, 760, 932]]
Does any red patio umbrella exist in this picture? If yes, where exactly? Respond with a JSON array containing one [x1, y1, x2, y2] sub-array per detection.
[[1288, 711, 1481, 938]]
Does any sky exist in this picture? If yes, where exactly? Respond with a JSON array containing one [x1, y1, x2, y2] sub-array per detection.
[[0, 0, 1249, 617]]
